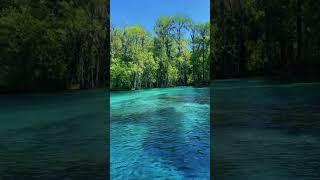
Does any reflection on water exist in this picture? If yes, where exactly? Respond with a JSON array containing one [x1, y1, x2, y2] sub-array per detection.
[[212, 79, 320, 179], [0, 89, 108, 179], [111, 87, 210, 179]]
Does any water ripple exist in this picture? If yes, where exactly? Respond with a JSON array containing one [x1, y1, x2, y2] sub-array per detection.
[[111, 87, 210, 179]]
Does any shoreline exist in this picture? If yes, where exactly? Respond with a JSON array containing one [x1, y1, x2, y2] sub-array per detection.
[[110, 83, 210, 92], [110, 85, 209, 92], [0, 87, 108, 96], [2, 75, 320, 95]]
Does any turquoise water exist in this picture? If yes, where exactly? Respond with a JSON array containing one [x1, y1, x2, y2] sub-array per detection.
[[110, 87, 210, 179], [212, 79, 320, 179], [2, 79, 318, 179], [0, 89, 107, 179]]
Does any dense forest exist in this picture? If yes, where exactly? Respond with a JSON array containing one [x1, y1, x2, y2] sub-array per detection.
[[0, 0, 109, 92], [3, 0, 318, 92], [111, 16, 210, 90], [211, 0, 320, 80]]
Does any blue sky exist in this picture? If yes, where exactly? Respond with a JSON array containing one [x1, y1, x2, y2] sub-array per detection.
[[111, 0, 210, 33]]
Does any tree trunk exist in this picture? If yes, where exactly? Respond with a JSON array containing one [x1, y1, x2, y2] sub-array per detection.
[[297, 0, 304, 67], [265, 3, 272, 74], [202, 42, 205, 81]]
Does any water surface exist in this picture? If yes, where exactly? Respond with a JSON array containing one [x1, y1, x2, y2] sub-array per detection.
[[111, 87, 210, 179], [212, 79, 320, 179], [0, 89, 108, 179]]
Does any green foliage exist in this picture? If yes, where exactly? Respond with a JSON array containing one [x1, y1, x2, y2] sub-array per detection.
[[111, 16, 210, 90], [212, 0, 320, 79], [246, 40, 266, 72], [0, 0, 108, 92]]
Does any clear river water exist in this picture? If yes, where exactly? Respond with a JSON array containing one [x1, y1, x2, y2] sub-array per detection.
[[1, 79, 319, 179], [110, 87, 210, 179]]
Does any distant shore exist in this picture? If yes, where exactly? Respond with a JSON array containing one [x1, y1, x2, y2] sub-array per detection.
[[110, 81, 210, 92]]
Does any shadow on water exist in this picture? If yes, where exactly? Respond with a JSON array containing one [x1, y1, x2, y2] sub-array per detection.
[[158, 94, 209, 105], [142, 107, 194, 176], [111, 87, 209, 179], [112, 107, 208, 178]]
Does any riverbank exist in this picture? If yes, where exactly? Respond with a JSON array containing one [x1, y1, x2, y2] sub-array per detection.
[[0, 84, 109, 95], [212, 73, 320, 84], [110, 81, 210, 92]]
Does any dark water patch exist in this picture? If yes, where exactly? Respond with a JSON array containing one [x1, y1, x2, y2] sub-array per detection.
[[157, 94, 209, 105], [142, 107, 188, 174]]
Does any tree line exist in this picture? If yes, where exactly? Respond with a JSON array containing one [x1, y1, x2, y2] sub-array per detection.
[[0, 0, 109, 92], [211, 0, 320, 80], [2, 0, 319, 92], [111, 16, 210, 90]]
